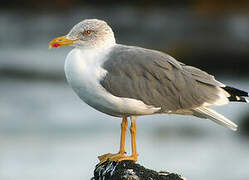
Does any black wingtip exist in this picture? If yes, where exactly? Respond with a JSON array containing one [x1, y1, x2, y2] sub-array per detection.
[[223, 86, 248, 97], [223, 86, 249, 103]]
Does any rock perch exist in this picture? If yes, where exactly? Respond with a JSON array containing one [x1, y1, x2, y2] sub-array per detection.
[[91, 160, 186, 180]]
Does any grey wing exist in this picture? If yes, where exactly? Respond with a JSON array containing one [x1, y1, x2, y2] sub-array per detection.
[[100, 45, 228, 113]]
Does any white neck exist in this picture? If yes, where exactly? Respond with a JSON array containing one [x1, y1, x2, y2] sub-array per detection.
[[64, 44, 114, 96]]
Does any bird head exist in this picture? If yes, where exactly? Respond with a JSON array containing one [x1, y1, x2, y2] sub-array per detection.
[[49, 19, 116, 49]]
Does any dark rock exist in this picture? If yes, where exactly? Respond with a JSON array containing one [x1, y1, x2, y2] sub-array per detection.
[[91, 161, 186, 180]]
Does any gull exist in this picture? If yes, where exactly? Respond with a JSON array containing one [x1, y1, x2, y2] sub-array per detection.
[[49, 19, 248, 164]]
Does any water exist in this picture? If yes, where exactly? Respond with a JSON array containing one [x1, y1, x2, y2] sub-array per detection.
[[0, 75, 249, 180]]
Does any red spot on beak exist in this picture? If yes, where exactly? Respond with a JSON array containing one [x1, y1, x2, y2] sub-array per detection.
[[52, 43, 61, 48]]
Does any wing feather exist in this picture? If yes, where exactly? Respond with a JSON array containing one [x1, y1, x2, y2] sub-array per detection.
[[100, 45, 227, 113]]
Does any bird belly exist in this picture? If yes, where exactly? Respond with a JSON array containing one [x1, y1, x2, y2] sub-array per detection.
[[64, 48, 160, 117]]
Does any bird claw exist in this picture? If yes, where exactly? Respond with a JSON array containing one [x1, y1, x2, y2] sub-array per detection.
[[97, 152, 138, 166]]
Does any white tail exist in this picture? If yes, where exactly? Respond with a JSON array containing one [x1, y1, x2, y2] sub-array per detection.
[[194, 107, 238, 131], [246, 98, 249, 103]]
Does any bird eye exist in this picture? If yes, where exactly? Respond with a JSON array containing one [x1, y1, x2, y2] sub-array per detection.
[[83, 30, 92, 36]]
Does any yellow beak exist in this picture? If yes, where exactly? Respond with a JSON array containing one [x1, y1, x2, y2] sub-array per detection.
[[48, 35, 76, 49]]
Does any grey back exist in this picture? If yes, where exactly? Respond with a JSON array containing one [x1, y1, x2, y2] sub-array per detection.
[[100, 45, 224, 112]]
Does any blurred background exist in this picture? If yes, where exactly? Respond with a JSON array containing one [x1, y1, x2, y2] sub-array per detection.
[[1, 0, 249, 180]]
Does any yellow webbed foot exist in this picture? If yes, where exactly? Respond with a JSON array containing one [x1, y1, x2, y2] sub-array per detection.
[[98, 152, 138, 165]]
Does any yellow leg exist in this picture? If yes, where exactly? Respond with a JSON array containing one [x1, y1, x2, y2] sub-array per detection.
[[98, 117, 128, 164], [119, 116, 128, 154], [130, 116, 138, 161], [98, 116, 138, 165]]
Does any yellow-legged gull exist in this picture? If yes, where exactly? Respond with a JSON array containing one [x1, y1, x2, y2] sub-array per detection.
[[49, 19, 248, 164]]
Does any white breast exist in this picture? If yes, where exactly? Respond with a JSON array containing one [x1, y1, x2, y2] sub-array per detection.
[[64, 47, 160, 117]]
